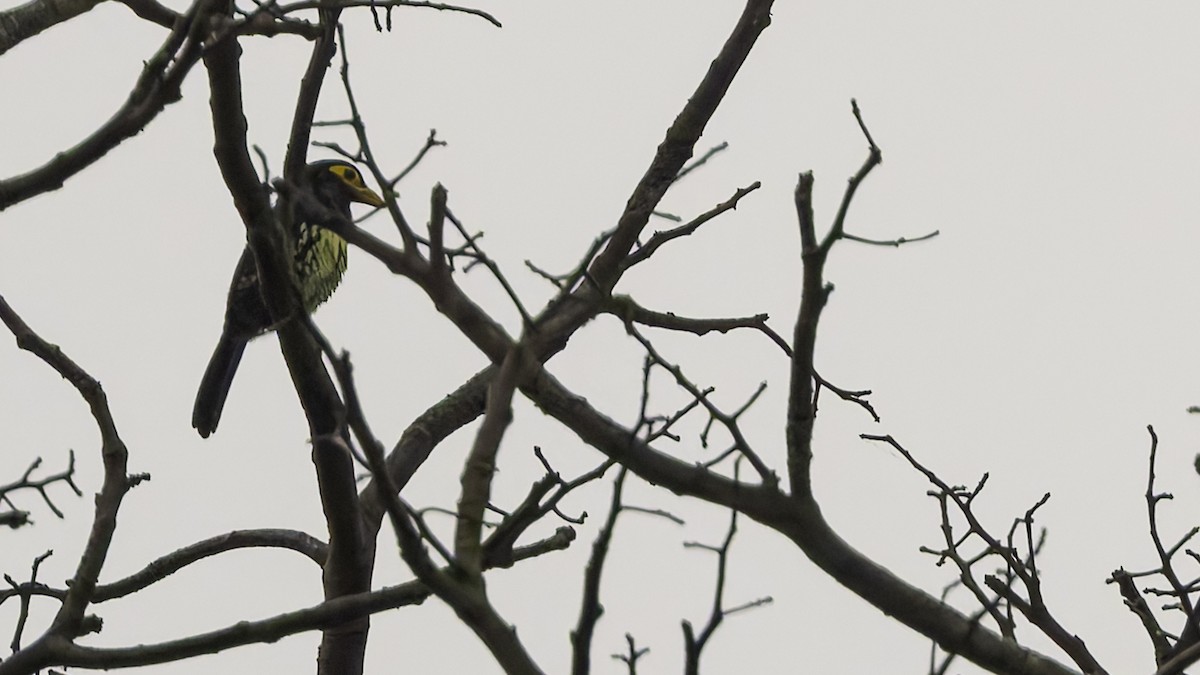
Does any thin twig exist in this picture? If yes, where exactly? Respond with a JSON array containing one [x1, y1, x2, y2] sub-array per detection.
[[607, 294, 791, 357], [571, 467, 628, 675], [276, 0, 501, 27], [622, 182, 760, 271], [673, 141, 728, 183], [842, 230, 939, 247], [390, 129, 446, 188], [626, 323, 776, 486], [682, 460, 771, 674]]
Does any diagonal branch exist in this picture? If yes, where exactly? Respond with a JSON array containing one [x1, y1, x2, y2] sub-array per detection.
[[521, 360, 1080, 675], [8, 531, 569, 672], [534, 0, 774, 344], [624, 323, 775, 485], [0, 294, 141, 673], [605, 293, 791, 357], [0, 451, 81, 525], [786, 100, 885, 498], [682, 463, 771, 675], [0, 529, 327, 607], [0, 0, 103, 55], [203, 18, 370, 675], [275, 0, 500, 27], [283, 4, 341, 180], [571, 467, 628, 675], [0, 0, 220, 211], [455, 345, 523, 578], [621, 182, 761, 270], [482, 452, 612, 568]]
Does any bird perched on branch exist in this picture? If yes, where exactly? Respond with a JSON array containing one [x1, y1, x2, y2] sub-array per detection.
[[192, 159, 385, 438]]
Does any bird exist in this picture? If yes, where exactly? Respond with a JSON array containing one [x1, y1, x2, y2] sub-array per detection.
[[192, 159, 385, 438]]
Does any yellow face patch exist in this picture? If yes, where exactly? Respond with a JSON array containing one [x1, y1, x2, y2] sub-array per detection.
[[328, 164, 386, 207], [328, 164, 361, 186]]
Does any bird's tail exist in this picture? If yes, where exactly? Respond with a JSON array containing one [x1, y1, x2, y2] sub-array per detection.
[[192, 333, 247, 438]]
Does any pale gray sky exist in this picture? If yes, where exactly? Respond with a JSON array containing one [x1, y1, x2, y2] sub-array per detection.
[[2, 2, 1199, 673]]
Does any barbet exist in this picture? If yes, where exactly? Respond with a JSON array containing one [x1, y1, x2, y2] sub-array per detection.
[[192, 160, 385, 438]]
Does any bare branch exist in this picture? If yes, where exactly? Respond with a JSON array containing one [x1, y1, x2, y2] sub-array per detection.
[[571, 467, 628, 675], [483, 450, 612, 568], [683, 461, 772, 674], [622, 182, 761, 271], [0, 452, 81, 525], [610, 633, 650, 675], [531, 0, 774, 357], [0, 530, 327, 610], [283, 4, 340, 180], [275, 0, 501, 27], [1110, 568, 1172, 663], [345, 338, 541, 675], [0, 0, 220, 211], [821, 99, 883, 253], [428, 183, 448, 270], [389, 129, 447, 188], [866, 433, 1105, 674], [7, 551, 52, 652], [786, 170, 823, 494], [526, 229, 612, 294], [813, 372, 878, 422], [1156, 641, 1200, 675], [4, 527, 568, 673], [0, 0, 102, 55], [445, 208, 536, 328], [623, 505, 686, 526], [0, 293, 139, 671], [1145, 426, 1198, 633], [625, 322, 776, 486], [455, 346, 523, 578], [842, 230, 940, 247], [527, 363, 1078, 675], [330, 24, 421, 251], [673, 141, 729, 183], [606, 294, 791, 357], [115, 0, 179, 28]]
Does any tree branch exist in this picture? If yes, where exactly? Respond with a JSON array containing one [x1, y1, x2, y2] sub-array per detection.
[[0, 452, 81, 526], [570, 466, 627, 675], [0, 0, 103, 55], [0, 294, 142, 673], [0, 0, 219, 211]]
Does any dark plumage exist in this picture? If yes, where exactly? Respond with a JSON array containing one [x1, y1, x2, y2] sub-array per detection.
[[192, 160, 384, 438]]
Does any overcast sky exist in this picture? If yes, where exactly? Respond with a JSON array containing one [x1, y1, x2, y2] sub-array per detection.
[[2, 2, 1199, 673]]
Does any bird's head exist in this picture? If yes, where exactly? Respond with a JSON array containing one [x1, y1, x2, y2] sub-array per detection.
[[306, 160, 386, 209]]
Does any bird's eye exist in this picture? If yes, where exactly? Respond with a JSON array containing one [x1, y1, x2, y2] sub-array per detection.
[[343, 168, 359, 183]]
